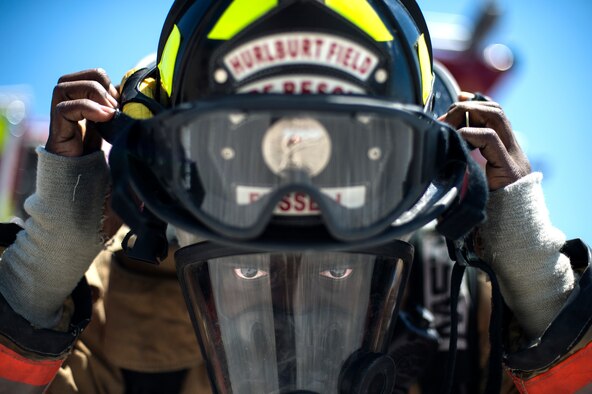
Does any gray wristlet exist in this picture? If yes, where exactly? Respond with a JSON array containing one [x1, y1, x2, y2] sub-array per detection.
[[0, 147, 110, 328], [478, 172, 575, 339]]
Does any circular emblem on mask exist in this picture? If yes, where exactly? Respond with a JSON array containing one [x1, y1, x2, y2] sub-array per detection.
[[262, 117, 331, 177]]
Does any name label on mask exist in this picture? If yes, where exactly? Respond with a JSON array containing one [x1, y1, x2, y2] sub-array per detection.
[[223, 33, 380, 82], [236, 186, 366, 215]]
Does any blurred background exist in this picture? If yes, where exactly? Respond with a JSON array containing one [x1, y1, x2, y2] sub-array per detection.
[[0, 0, 590, 242]]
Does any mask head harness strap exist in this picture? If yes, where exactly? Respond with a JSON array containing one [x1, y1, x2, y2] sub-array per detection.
[[445, 239, 503, 394], [119, 66, 167, 116]]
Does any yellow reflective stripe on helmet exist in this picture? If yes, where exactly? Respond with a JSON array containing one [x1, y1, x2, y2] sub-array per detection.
[[416, 33, 433, 105], [208, 0, 278, 40], [158, 24, 182, 97], [325, 0, 393, 42]]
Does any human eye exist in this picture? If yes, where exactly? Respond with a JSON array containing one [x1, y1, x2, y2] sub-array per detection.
[[319, 267, 353, 280], [233, 267, 269, 280]]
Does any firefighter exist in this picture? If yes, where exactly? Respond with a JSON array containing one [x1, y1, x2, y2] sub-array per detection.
[[0, 1, 590, 393]]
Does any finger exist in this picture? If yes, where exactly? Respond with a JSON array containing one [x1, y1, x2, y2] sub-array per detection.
[[57, 68, 119, 100], [48, 100, 115, 156], [437, 101, 501, 122], [53, 80, 119, 109], [53, 100, 116, 140], [458, 91, 493, 102], [55, 99, 116, 123], [440, 102, 515, 148], [457, 127, 513, 171], [443, 101, 503, 125], [458, 92, 475, 102]]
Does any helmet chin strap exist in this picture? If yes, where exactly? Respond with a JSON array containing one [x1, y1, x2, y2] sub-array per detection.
[[445, 238, 503, 394]]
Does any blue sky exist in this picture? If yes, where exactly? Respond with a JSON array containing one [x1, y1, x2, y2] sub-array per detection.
[[0, 0, 590, 243]]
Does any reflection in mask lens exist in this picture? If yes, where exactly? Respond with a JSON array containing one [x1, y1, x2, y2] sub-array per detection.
[[210, 254, 373, 393], [175, 109, 423, 237], [182, 251, 405, 393]]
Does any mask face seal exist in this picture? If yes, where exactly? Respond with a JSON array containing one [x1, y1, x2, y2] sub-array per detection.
[[175, 240, 413, 394]]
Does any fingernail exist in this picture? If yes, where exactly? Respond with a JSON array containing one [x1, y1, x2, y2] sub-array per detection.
[[459, 91, 475, 100], [109, 83, 120, 99], [102, 105, 116, 114]]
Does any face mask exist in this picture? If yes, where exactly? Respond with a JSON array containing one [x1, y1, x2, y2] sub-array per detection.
[[175, 240, 414, 393]]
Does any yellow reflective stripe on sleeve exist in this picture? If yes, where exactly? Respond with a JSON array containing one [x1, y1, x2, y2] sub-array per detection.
[[208, 0, 278, 40], [158, 24, 182, 97], [325, 0, 393, 42], [416, 33, 433, 105]]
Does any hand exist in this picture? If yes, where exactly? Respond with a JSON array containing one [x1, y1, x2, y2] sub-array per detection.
[[48, 68, 123, 239], [438, 92, 531, 191], [47, 68, 119, 157]]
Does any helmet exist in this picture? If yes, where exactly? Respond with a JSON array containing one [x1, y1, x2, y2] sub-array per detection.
[[99, 2, 491, 392], [155, 0, 434, 108], [103, 0, 487, 258]]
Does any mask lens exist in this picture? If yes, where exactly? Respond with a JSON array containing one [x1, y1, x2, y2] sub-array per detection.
[[177, 241, 412, 393], [148, 97, 441, 241]]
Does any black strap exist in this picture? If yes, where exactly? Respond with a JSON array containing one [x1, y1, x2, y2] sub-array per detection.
[[444, 241, 503, 394], [119, 66, 165, 116], [443, 261, 465, 394]]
